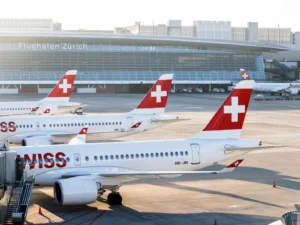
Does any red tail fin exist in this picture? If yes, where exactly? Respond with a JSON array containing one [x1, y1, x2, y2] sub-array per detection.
[[42, 70, 77, 102], [43, 109, 51, 114], [240, 68, 251, 80], [190, 80, 254, 139], [129, 74, 173, 114]]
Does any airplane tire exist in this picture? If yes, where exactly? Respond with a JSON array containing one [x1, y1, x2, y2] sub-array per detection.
[[108, 192, 122, 205]]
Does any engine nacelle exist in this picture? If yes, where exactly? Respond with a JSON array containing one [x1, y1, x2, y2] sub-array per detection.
[[54, 179, 98, 205], [289, 88, 298, 95], [22, 136, 53, 146]]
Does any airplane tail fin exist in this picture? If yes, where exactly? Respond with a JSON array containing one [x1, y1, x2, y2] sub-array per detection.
[[68, 127, 88, 145], [42, 70, 77, 102], [128, 74, 173, 114], [240, 68, 251, 80], [189, 80, 255, 139]]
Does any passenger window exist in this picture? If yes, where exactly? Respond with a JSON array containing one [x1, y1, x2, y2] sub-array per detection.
[[160, 152, 163, 157], [23, 125, 25, 128], [116, 122, 118, 125], [116, 155, 119, 160], [112, 122, 115, 125], [109, 122, 111, 125], [64, 124, 66, 127], [102, 123, 104, 125], [53, 124, 56, 127], [165, 152, 169, 157], [121, 155, 124, 159], [170, 152, 174, 157], [81, 123, 84, 126], [131, 154, 134, 159], [110, 155, 114, 160], [185, 151, 188, 156], [146, 153, 149, 158], [74, 123, 77, 126], [175, 152, 178, 156], [180, 151, 184, 156], [57, 124, 59, 127], [94, 156, 98, 161], [125, 154, 129, 159], [135, 154, 139, 159], [105, 155, 108, 160], [141, 153, 144, 158], [150, 153, 154, 158], [68, 124, 70, 127], [105, 122, 108, 125], [120, 122, 122, 125], [155, 153, 159, 157], [66, 157, 70, 162], [85, 156, 89, 161], [49, 124, 52, 128], [92, 123, 94, 126], [88, 123, 91, 126], [100, 156, 103, 160]]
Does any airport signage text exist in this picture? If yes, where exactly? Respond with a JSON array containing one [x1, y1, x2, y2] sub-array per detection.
[[18, 42, 88, 51]]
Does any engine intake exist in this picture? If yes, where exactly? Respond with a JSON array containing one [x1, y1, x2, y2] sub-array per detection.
[[54, 179, 98, 205], [289, 88, 298, 95]]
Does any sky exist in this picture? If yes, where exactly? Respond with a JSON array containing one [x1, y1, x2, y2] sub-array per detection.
[[1, 0, 300, 31]]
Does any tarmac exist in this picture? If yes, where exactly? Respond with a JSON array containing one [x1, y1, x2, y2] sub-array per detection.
[[1, 93, 300, 225]]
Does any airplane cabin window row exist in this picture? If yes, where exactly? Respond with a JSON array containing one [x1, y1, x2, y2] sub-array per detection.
[[89, 151, 189, 162], [1, 107, 34, 111], [43, 121, 122, 128]]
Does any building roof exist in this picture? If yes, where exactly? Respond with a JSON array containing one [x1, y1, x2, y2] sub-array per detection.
[[0, 31, 290, 51]]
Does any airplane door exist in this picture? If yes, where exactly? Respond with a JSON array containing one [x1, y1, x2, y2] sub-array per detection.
[[74, 153, 81, 166], [127, 117, 133, 129], [190, 144, 200, 164], [35, 122, 41, 131]]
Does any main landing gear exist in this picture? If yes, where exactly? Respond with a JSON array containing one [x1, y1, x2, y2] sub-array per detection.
[[107, 192, 122, 205]]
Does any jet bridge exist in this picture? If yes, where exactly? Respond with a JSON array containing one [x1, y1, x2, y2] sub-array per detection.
[[0, 148, 34, 225]]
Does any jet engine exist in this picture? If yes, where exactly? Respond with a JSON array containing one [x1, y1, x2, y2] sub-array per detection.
[[22, 136, 53, 146], [54, 179, 98, 205], [288, 88, 298, 95]]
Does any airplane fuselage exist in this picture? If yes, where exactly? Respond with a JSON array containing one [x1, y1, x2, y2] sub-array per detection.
[[15, 138, 260, 187], [0, 101, 82, 116], [0, 113, 177, 145]]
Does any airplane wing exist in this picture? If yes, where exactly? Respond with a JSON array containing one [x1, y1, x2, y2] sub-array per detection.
[[223, 145, 283, 152], [60, 159, 244, 179]]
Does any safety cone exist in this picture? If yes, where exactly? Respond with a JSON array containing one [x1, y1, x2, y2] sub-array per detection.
[[273, 181, 276, 188], [214, 220, 218, 225], [38, 206, 42, 215]]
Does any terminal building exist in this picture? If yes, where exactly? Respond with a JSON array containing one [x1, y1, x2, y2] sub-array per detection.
[[0, 19, 295, 93]]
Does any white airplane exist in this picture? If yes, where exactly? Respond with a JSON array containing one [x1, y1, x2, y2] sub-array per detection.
[[0, 70, 83, 116], [1, 74, 183, 146], [240, 68, 300, 95], [14, 79, 281, 205]]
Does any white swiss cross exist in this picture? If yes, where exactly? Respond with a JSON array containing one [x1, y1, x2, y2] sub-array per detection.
[[82, 128, 87, 133], [59, 79, 72, 93], [242, 73, 249, 80], [151, 85, 167, 103], [224, 97, 245, 122]]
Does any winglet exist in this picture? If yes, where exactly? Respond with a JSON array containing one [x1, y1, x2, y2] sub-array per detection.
[[42, 70, 77, 102], [129, 74, 173, 114], [240, 68, 251, 80], [219, 159, 244, 173], [68, 127, 88, 145], [189, 80, 255, 139], [44, 108, 51, 114]]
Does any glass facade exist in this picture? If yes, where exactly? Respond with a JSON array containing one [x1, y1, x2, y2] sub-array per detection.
[[0, 35, 270, 83]]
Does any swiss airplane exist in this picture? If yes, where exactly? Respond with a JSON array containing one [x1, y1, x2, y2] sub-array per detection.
[[0, 70, 83, 116], [240, 68, 300, 95], [1, 74, 183, 146], [14, 79, 281, 205]]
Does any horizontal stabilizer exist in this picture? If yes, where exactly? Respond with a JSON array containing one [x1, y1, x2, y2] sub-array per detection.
[[224, 145, 284, 152]]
